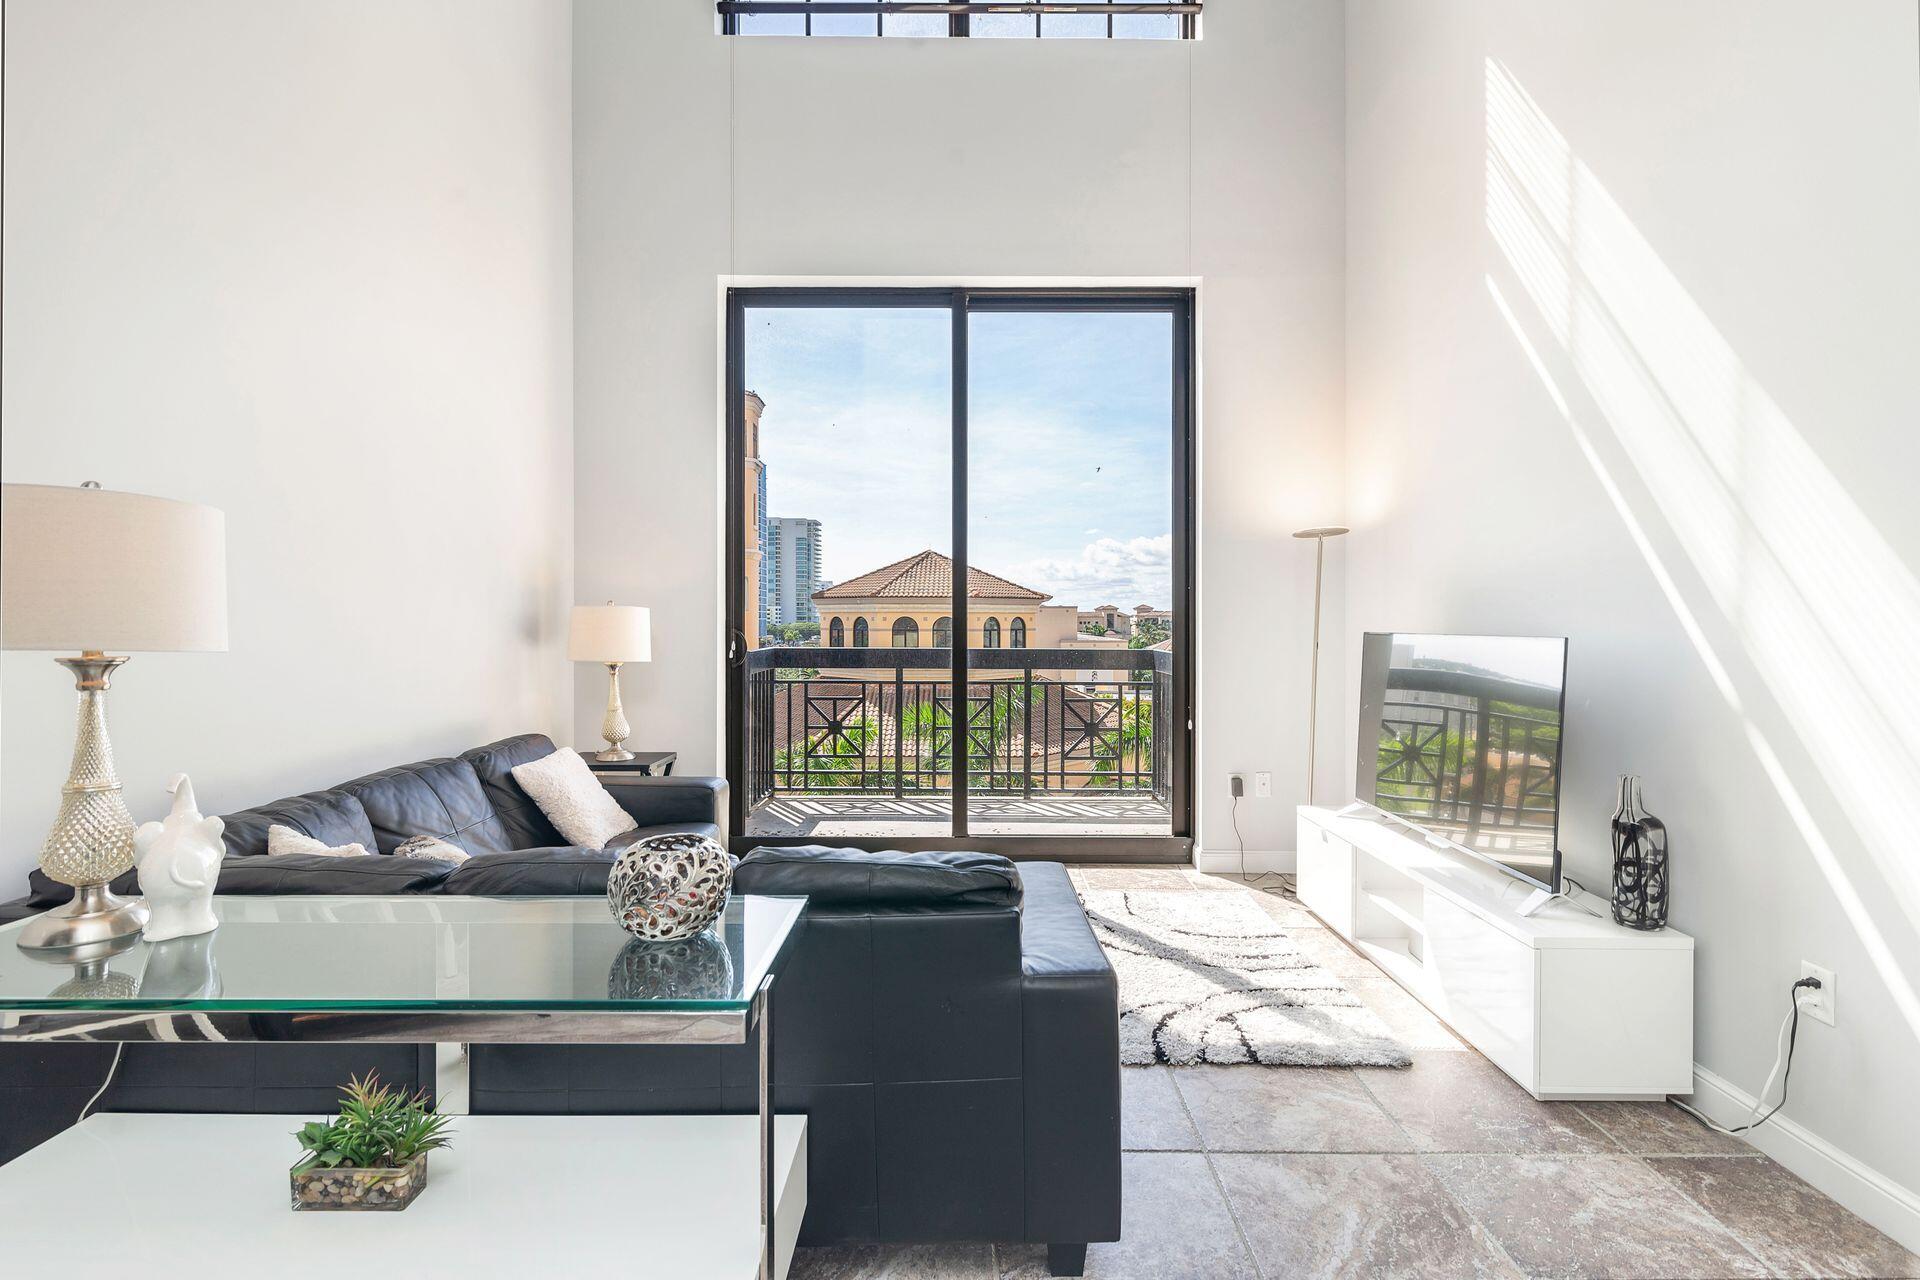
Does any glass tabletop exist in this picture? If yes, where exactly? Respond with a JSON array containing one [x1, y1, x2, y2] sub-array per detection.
[[0, 895, 806, 1014]]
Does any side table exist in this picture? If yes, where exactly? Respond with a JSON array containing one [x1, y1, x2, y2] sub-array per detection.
[[584, 749, 676, 778]]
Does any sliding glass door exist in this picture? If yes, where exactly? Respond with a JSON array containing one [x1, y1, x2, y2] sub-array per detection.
[[726, 289, 1192, 860]]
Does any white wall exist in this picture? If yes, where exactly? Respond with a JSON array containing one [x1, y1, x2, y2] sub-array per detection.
[[0, 0, 575, 884], [573, 0, 1347, 859], [1345, 0, 1920, 1241]]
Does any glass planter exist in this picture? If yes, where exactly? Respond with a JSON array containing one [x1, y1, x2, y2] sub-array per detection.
[[290, 1154, 428, 1211]]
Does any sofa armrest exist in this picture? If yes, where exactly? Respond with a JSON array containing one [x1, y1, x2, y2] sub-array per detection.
[[1015, 862, 1121, 1247], [605, 776, 729, 848]]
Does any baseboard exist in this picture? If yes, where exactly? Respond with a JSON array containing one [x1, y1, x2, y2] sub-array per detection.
[[1685, 1064, 1920, 1252], [1193, 847, 1295, 875]]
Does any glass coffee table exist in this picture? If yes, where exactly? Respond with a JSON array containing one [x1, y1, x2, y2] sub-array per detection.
[[0, 894, 807, 1279]]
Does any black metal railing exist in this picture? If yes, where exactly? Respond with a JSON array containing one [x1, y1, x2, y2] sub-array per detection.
[[1372, 685, 1561, 844], [743, 647, 1172, 810]]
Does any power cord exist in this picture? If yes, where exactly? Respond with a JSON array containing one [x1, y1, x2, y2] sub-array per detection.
[[1232, 792, 1284, 889], [1670, 977, 1822, 1137], [78, 1043, 125, 1124]]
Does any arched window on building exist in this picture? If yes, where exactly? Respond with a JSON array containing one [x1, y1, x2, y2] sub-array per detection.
[[932, 616, 952, 649], [1009, 617, 1026, 648], [828, 617, 844, 647], [892, 617, 919, 648], [981, 617, 1001, 649], [853, 617, 869, 647]]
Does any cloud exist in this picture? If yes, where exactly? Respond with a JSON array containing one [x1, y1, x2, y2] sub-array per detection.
[[1012, 534, 1173, 611]]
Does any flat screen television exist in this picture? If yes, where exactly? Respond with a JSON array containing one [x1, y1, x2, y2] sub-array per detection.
[[1355, 632, 1567, 894]]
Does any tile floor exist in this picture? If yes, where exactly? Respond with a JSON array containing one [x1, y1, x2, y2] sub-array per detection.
[[789, 867, 1920, 1280]]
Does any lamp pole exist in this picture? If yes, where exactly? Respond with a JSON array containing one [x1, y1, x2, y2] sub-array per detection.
[[1292, 526, 1349, 807]]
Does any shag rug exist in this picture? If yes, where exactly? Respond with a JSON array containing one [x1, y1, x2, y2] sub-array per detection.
[[1081, 889, 1411, 1068]]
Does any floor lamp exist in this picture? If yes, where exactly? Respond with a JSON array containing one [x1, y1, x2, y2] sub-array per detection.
[[1293, 526, 1349, 807]]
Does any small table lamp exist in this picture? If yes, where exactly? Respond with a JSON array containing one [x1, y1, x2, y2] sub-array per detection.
[[570, 604, 651, 761], [2, 482, 228, 951]]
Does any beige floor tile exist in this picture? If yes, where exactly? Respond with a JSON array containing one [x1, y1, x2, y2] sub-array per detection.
[[1427, 1153, 1768, 1278], [791, 1244, 998, 1279], [994, 1153, 1256, 1279], [1120, 1066, 1199, 1151], [1648, 1155, 1920, 1279], [1573, 1099, 1752, 1156], [1355, 1050, 1611, 1154], [1216, 1152, 1523, 1279], [1173, 1065, 1414, 1153]]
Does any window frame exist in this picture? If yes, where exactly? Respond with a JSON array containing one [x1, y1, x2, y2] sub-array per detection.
[[718, 2, 1200, 40], [725, 285, 1196, 862]]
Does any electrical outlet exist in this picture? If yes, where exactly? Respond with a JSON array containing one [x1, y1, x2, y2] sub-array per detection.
[[1229, 773, 1246, 798], [1254, 771, 1273, 798], [1799, 961, 1836, 1026]]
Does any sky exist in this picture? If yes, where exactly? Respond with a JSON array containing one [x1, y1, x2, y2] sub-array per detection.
[[745, 306, 1173, 612]]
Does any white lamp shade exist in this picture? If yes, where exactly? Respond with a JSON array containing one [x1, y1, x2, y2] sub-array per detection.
[[1, 483, 228, 652], [569, 605, 651, 663]]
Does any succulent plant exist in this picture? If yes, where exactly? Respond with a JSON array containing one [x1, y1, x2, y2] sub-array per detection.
[[292, 1073, 455, 1171]]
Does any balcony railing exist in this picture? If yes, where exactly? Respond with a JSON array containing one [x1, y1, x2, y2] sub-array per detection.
[[742, 646, 1172, 811]]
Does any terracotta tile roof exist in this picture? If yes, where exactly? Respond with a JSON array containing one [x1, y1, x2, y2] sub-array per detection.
[[813, 550, 1050, 603]]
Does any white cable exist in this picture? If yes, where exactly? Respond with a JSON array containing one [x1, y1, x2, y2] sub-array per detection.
[[78, 1043, 125, 1124], [1670, 988, 1807, 1137]]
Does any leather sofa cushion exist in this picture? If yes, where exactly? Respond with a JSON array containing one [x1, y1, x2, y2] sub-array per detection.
[[605, 822, 721, 850], [444, 823, 724, 895], [461, 734, 567, 849], [442, 847, 611, 896], [215, 853, 457, 895], [221, 788, 380, 860], [736, 846, 1021, 914], [341, 757, 512, 855]]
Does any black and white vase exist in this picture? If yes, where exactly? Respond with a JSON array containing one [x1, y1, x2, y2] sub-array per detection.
[[1609, 775, 1669, 930]]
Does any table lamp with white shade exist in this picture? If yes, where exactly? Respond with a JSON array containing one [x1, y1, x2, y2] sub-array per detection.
[[570, 604, 651, 762], [1, 482, 228, 951]]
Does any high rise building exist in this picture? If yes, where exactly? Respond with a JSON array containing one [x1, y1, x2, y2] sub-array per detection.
[[767, 516, 825, 626], [742, 391, 766, 649]]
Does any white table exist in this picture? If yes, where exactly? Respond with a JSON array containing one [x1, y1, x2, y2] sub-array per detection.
[[0, 1112, 807, 1278]]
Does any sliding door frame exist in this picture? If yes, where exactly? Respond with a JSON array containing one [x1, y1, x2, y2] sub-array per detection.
[[725, 285, 1195, 862]]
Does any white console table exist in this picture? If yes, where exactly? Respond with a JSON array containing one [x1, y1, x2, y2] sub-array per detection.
[[1297, 806, 1693, 1100]]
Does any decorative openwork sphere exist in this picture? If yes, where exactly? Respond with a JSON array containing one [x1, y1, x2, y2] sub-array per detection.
[[606, 833, 732, 940], [608, 932, 736, 1001]]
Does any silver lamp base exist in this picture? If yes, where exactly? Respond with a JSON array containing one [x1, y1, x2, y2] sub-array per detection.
[[596, 661, 635, 761], [16, 882, 148, 953]]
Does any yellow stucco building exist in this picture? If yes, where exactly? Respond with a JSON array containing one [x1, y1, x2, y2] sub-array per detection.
[[813, 550, 1048, 654]]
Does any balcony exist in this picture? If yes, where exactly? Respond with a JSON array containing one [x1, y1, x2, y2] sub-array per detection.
[[742, 646, 1173, 838]]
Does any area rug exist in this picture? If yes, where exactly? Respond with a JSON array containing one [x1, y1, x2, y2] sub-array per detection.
[[1080, 889, 1412, 1068]]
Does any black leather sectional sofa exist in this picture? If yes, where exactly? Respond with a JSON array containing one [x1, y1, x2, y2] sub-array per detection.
[[0, 734, 1120, 1275]]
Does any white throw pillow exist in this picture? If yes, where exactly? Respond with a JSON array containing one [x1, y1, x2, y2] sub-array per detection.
[[267, 823, 371, 858], [510, 748, 637, 849], [395, 835, 470, 864]]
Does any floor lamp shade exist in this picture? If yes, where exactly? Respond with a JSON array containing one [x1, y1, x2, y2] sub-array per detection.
[[2, 483, 228, 653], [568, 605, 652, 664]]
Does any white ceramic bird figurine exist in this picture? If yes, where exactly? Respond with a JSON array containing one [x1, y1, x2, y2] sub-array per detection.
[[133, 774, 225, 942]]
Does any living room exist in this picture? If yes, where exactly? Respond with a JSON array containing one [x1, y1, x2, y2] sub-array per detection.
[[2, 2, 1917, 1277]]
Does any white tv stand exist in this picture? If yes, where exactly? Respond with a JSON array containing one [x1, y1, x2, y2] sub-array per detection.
[[1297, 806, 1693, 1101]]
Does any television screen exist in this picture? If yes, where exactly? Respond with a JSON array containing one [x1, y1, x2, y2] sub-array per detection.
[[1356, 633, 1567, 892]]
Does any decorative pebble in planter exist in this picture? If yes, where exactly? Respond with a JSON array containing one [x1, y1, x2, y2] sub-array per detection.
[[291, 1153, 430, 1211], [289, 1073, 453, 1213]]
